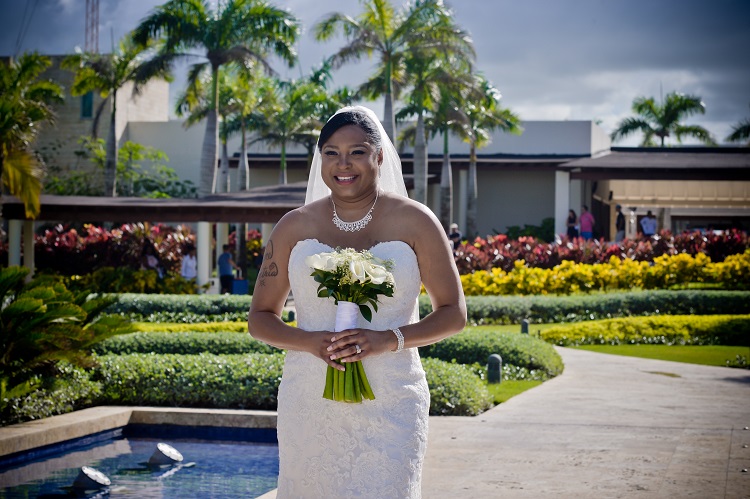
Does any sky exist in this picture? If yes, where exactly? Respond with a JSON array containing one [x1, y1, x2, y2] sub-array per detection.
[[2, 0, 749, 146]]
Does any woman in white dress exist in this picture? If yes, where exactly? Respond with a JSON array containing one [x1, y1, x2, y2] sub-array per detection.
[[248, 106, 466, 498]]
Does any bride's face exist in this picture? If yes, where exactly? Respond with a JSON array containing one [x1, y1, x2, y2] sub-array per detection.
[[320, 124, 383, 200]]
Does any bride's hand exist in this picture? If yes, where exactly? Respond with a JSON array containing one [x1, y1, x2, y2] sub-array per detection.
[[324, 328, 395, 366]]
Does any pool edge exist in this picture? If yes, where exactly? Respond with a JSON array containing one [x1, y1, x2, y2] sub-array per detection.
[[0, 406, 278, 459]]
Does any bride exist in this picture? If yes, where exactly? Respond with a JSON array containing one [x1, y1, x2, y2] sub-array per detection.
[[248, 106, 466, 498]]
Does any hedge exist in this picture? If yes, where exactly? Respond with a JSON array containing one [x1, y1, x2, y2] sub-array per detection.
[[133, 322, 249, 333], [106, 293, 252, 315], [420, 330, 563, 378], [94, 353, 284, 410], [422, 358, 494, 416], [90, 352, 496, 417], [540, 315, 750, 346], [93, 332, 278, 355], [417, 290, 750, 325], [1, 364, 101, 426]]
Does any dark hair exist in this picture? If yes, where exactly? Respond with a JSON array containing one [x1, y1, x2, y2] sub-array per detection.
[[583, 205, 589, 211], [222, 244, 231, 251], [318, 109, 382, 152]]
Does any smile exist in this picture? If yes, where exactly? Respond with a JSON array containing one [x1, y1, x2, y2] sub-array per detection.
[[335, 175, 357, 182]]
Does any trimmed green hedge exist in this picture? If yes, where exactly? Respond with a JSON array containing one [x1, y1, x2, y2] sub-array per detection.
[[134, 322, 249, 333], [418, 290, 750, 325], [90, 351, 495, 417], [420, 330, 563, 378], [93, 332, 278, 355], [94, 353, 284, 410], [541, 315, 750, 346], [423, 357, 493, 416]]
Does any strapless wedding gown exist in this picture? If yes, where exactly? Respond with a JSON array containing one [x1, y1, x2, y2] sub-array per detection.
[[276, 238, 429, 498]]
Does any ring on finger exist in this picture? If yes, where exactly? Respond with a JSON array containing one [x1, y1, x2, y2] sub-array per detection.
[[355, 344, 362, 355]]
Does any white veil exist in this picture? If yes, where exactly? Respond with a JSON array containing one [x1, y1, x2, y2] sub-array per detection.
[[304, 105, 408, 206]]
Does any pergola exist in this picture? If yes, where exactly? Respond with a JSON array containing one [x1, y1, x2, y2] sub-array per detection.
[[2, 182, 307, 289]]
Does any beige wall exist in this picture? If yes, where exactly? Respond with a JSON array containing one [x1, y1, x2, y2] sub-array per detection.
[[474, 169, 556, 237]]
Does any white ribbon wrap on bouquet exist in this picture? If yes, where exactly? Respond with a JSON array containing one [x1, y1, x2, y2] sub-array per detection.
[[335, 301, 359, 332]]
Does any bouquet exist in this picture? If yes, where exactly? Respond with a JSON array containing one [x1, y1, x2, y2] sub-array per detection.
[[305, 247, 395, 403]]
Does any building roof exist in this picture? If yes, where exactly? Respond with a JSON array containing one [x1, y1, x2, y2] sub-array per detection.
[[1, 182, 308, 223], [562, 147, 750, 180]]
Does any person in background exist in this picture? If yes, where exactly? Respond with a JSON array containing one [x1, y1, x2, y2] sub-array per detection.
[[218, 244, 239, 294], [181, 245, 197, 280], [579, 205, 595, 240], [566, 209, 579, 239], [640, 210, 658, 238], [614, 205, 626, 242], [448, 222, 462, 250]]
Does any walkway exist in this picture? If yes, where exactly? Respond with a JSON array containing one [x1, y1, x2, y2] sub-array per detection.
[[421, 347, 750, 498]]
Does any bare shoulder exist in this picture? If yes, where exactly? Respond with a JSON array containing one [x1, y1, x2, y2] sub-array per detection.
[[382, 194, 443, 237], [269, 198, 329, 251]]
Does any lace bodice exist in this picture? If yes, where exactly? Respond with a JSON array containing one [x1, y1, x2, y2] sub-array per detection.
[[275, 238, 429, 498]]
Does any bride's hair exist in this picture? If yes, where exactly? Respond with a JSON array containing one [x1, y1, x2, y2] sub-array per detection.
[[318, 109, 382, 152]]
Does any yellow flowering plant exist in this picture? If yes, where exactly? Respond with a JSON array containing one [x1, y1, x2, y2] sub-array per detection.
[[305, 248, 395, 403]]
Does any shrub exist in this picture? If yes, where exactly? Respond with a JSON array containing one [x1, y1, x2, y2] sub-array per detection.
[[106, 293, 253, 316], [422, 357, 494, 416], [1, 363, 102, 426], [134, 322, 249, 333], [93, 332, 278, 355], [94, 353, 284, 410], [0, 267, 132, 418], [420, 330, 563, 378], [459, 251, 750, 295], [420, 290, 750, 325], [454, 229, 750, 274], [540, 315, 750, 347]]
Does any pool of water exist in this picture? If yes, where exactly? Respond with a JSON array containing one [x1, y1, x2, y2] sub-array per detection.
[[0, 425, 279, 498]]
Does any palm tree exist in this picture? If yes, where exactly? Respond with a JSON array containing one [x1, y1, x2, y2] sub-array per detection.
[[62, 37, 170, 196], [397, 38, 473, 205], [0, 53, 63, 218], [726, 106, 750, 145], [611, 91, 716, 147], [398, 67, 470, 227], [132, 0, 300, 196], [252, 76, 330, 184], [459, 75, 521, 238], [314, 0, 473, 146]]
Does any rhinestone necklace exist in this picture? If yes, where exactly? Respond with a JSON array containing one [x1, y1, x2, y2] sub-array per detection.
[[331, 192, 379, 232]]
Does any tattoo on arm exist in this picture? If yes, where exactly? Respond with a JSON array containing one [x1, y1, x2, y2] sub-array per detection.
[[258, 241, 278, 287]]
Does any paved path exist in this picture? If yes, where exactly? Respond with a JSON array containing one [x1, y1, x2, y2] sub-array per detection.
[[421, 347, 750, 498]]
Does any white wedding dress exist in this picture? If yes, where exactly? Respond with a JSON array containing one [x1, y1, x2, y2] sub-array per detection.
[[276, 238, 430, 498]]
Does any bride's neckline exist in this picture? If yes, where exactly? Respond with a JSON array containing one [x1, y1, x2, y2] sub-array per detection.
[[292, 238, 414, 255]]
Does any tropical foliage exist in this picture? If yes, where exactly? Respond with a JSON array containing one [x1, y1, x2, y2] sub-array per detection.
[[132, 0, 300, 196], [0, 53, 63, 218], [611, 91, 716, 146], [62, 37, 170, 196], [0, 266, 133, 418], [45, 137, 196, 198], [315, 0, 474, 147]]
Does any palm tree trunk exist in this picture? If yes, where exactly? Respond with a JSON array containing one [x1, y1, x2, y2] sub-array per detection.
[[413, 112, 428, 204], [218, 140, 230, 193], [466, 141, 478, 238], [439, 130, 452, 230], [383, 62, 396, 148], [201, 67, 220, 196], [239, 124, 249, 191], [279, 140, 288, 184], [105, 92, 118, 196]]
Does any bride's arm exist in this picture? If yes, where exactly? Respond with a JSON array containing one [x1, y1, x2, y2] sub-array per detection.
[[394, 204, 467, 350], [247, 213, 344, 370]]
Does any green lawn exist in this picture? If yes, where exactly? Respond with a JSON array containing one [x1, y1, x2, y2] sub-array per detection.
[[486, 380, 543, 403], [573, 344, 750, 367]]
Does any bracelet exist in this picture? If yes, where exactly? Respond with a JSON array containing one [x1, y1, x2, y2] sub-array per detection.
[[391, 328, 404, 352]]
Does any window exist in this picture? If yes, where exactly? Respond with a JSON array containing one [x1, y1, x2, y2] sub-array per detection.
[[81, 91, 93, 119]]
